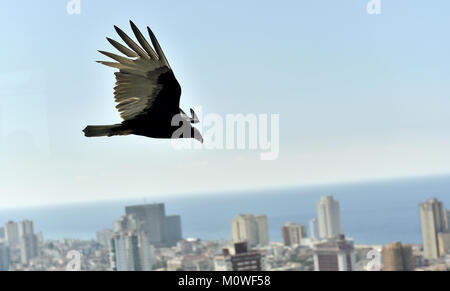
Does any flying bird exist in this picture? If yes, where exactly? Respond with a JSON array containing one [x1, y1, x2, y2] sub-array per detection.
[[83, 21, 202, 143]]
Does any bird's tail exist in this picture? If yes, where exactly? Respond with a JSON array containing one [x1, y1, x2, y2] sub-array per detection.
[[83, 124, 122, 137]]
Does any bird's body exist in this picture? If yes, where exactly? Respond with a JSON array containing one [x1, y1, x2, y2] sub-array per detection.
[[83, 21, 202, 143]]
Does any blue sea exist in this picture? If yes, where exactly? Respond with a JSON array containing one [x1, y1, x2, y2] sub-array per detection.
[[1, 175, 450, 245]]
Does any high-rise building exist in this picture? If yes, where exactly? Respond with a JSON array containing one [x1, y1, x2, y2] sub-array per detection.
[[110, 232, 141, 271], [110, 232, 154, 271], [437, 232, 450, 256], [125, 203, 166, 245], [36, 232, 44, 246], [0, 227, 5, 240], [110, 215, 153, 271], [281, 222, 307, 246], [19, 234, 39, 265], [419, 198, 448, 259], [4, 221, 19, 248], [255, 215, 269, 246], [138, 234, 154, 271], [382, 242, 415, 271], [18, 220, 39, 265], [310, 218, 319, 240], [96, 229, 114, 248], [18, 220, 34, 237], [313, 235, 355, 271], [214, 248, 233, 271], [232, 214, 258, 247], [0, 243, 10, 271], [447, 209, 450, 231], [114, 214, 139, 233], [215, 242, 264, 271], [125, 203, 183, 247], [317, 196, 343, 239], [232, 214, 269, 247], [164, 215, 182, 247]]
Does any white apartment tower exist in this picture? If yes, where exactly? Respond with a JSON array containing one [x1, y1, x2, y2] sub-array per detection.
[[4, 221, 19, 248], [419, 198, 448, 259], [282, 222, 307, 246], [317, 196, 343, 239], [18, 220, 34, 237], [232, 214, 269, 247], [18, 220, 39, 265], [110, 215, 153, 271], [0, 243, 10, 271], [310, 218, 319, 240]]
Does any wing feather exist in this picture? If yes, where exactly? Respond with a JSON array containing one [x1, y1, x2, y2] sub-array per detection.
[[106, 38, 139, 58], [114, 25, 150, 60], [98, 51, 135, 65], [97, 22, 181, 121], [130, 21, 159, 60], [148, 27, 171, 68]]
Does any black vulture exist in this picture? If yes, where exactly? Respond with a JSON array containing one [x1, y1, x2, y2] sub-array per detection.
[[83, 21, 203, 143]]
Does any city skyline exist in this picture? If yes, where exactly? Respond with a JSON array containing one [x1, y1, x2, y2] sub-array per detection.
[[1, 175, 450, 244], [1, 193, 450, 271]]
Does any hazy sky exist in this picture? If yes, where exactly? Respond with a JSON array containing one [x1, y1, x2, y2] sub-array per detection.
[[2, 0, 450, 208]]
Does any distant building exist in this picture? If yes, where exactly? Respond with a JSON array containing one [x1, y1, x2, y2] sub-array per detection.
[[125, 203, 182, 247], [0, 243, 10, 271], [447, 209, 450, 231], [167, 256, 184, 271], [110, 215, 153, 271], [114, 214, 139, 233], [4, 221, 19, 248], [382, 242, 415, 271], [164, 215, 182, 247], [313, 235, 355, 271], [167, 254, 212, 271], [176, 239, 200, 254], [281, 222, 307, 246], [18, 220, 34, 237], [138, 234, 154, 271], [18, 220, 39, 265], [231, 242, 264, 271], [0, 227, 5, 240], [96, 229, 114, 248], [255, 215, 269, 246], [110, 231, 154, 271], [419, 198, 448, 259], [215, 242, 263, 271], [214, 250, 233, 271], [232, 214, 269, 247], [19, 234, 39, 265], [317, 196, 343, 239], [125, 203, 165, 245], [36, 232, 44, 246], [437, 232, 450, 256], [309, 218, 319, 240], [110, 232, 140, 271]]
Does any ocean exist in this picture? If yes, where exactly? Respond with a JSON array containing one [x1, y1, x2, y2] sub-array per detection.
[[1, 175, 450, 245]]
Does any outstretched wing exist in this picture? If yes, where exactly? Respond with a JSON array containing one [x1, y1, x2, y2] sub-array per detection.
[[97, 21, 181, 121]]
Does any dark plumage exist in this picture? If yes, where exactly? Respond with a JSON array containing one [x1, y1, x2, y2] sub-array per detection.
[[83, 21, 203, 143]]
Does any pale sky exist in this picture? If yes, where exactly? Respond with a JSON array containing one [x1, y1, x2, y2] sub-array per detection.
[[2, 0, 450, 208]]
